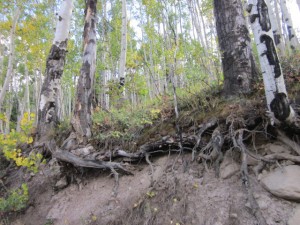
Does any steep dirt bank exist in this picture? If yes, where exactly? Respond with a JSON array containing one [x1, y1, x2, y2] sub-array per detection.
[[10, 150, 298, 225]]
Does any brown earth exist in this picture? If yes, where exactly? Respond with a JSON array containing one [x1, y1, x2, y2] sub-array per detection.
[[9, 150, 297, 225]]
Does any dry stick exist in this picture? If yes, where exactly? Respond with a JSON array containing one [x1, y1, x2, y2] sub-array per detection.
[[192, 118, 218, 161], [236, 130, 267, 225]]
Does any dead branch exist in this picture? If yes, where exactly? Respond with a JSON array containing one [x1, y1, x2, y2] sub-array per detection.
[[53, 148, 132, 175]]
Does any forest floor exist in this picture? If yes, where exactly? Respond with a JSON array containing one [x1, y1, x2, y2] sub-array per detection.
[[2, 57, 300, 225], [8, 146, 298, 225]]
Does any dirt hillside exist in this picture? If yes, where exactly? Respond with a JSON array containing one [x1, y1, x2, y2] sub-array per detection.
[[11, 148, 298, 225]]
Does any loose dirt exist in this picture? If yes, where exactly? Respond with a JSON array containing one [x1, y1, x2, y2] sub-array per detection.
[[10, 152, 297, 225]]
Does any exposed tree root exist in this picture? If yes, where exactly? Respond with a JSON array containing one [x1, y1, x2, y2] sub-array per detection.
[[33, 107, 300, 204], [192, 117, 218, 161], [235, 130, 267, 225], [264, 153, 300, 163], [277, 130, 300, 155], [195, 126, 224, 177], [145, 153, 154, 186], [53, 147, 132, 196], [53, 149, 132, 174]]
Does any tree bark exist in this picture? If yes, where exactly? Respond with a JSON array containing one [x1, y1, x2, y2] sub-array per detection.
[[214, 0, 257, 95], [297, 0, 300, 12], [247, 0, 296, 124], [71, 0, 97, 144], [266, 0, 285, 55], [0, 8, 20, 109], [24, 56, 31, 118], [37, 0, 73, 141], [280, 0, 299, 51], [273, 0, 286, 56], [119, 0, 127, 81]]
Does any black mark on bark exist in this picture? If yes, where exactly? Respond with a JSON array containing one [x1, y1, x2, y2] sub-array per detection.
[[273, 33, 281, 45], [260, 35, 281, 78], [270, 92, 290, 121], [257, 0, 271, 32]]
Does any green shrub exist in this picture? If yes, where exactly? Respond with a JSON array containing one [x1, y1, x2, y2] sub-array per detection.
[[0, 183, 29, 213], [0, 112, 44, 173]]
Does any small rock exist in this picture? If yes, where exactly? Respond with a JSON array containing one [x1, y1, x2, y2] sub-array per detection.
[[230, 213, 238, 219], [288, 206, 300, 225], [257, 198, 268, 210], [213, 222, 223, 225], [220, 151, 240, 179], [245, 202, 251, 209], [261, 165, 300, 201], [257, 173, 263, 181], [55, 176, 68, 190]]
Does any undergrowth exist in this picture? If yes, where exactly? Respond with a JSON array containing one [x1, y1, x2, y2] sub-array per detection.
[[0, 183, 29, 214], [0, 112, 44, 173]]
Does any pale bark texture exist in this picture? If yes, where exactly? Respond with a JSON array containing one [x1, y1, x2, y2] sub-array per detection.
[[99, 0, 110, 110], [266, 0, 285, 54], [0, 9, 20, 109], [297, 0, 300, 12], [247, 0, 295, 123], [187, 0, 205, 47], [25, 57, 31, 118], [71, 0, 97, 144], [37, 0, 73, 140], [273, 0, 286, 56], [280, 0, 299, 50], [214, 0, 257, 95], [119, 0, 127, 80]]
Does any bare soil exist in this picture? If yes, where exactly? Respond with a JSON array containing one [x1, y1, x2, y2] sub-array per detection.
[[9, 151, 296, 225]]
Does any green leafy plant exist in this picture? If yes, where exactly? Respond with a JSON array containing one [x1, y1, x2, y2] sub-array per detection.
[[0, 183, 29, 213]]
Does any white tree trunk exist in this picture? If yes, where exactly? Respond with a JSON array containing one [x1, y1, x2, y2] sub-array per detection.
[[37, 0, 73, 140], [103, 70, 110, 110], [0, 42, 3, 77], [119, 0, 127, 80], [297, 0, 300, 12], [247, 0, 295, 123], [266, 0, 285, 54], [280, 0, 299, 50], [0, 9, 20, 109], [34, 68, 42, 125], [4, 83, 13, 134], [25, 57, 30, 118], [187, 0, 205, 47]]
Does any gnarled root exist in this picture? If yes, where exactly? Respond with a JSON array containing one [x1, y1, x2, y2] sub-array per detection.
[[235, 130, 267, 225], [192, 117, 218, 161]]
